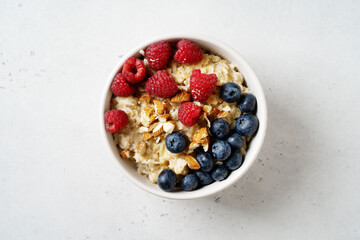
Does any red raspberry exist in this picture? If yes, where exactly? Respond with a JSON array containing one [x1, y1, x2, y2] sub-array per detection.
[[190, 69, 217, 103], [178, 102, 201, 126], [145, 70, 178, 98], [122, 58, 146, 84], [174, 40, 203, 64], [104, 109, 128, 133], [111, 73, 136, 97], [145, 40, 171, 70]]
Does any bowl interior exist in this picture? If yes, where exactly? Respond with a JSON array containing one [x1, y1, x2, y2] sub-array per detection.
[[101, 35, 267, 199]]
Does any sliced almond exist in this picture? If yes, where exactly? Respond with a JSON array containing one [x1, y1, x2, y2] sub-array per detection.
[[185, 155, 200, 170], [136, 141, 146, 155], [120, 149, 131, 159], [153, 124, 164, 137], [142, 132, 153, 141], [153, 99, 165, 115], [139, 94, 151, 103], [202, 105, 213, 114], [208, 108, 220, 119], [148, 122, 159, 132], [171, 91, 191, 103], [138, 126, 149, 133], [158, 114, 170, 123], [149, 115, 156, 125], [202, 138, 209, 152], [163, 120, 175, 133], [144, 106, 154, 117], [164, 100, 172, 108], [192, 127, 209, 144], [189, 141, 200, 150]]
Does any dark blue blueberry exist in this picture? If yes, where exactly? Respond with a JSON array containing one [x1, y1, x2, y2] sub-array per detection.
[[180, 174, 198, 191], [211, 165, 229, 181], [165, 131, 187, 153], [238, 93, 257, 113], [211, 140, 231, 161], [226, 133, 244, 149], [224, 149, 243, 170], [195, 171, 214, 185], [196, 152, 214, 172], [157, 169, 177, 192], [220, 82, 242, 103], [210, 119, 230, 139], [235, 113, 259, 136]]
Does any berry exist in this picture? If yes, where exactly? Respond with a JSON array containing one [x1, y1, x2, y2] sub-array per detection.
[[226, 133, 244, 149], [211, 165, 229, 181], [180, 174, 198, 191], [122, 58, 146, 84], [211, 140, 231, 161], [165, 131, 187, 153], [220, 82, 242, 103], [190, 69, 217, 103], [238, 93, 257, 113], [174, 39, 203, 64], [235, 113, 259, 136], [224, 149, 243, 170], [196, 152, 214, 172], [178, 102, 201, 126], [195, 171, 214, 186], [110, 73, 136, 97], [145, 40, 171, 70], [145, 70, 178, 98], [157, 169, 177, 192], [104, 109, 128, 133], [210, 119, 230, 139]]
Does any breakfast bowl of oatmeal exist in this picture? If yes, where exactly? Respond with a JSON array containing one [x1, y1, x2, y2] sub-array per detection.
[[100, 34, 267, 199]]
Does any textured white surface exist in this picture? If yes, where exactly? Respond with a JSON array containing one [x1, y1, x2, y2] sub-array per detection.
[[1, 0, 360, 239]]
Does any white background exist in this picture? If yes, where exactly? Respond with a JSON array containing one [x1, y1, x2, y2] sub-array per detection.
[[1, 0, 360, 239]]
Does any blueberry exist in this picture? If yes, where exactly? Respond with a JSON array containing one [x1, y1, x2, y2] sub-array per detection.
[[210, 119, 230, 139], [157, 169, 177, 192], [211, 140, 231, 161], [235, 113, 259, 136], [196, 152, 214, 172], [238, 93, 257, 113], [165, 131, 187, 153], [220, 82, 242, 103], [180, 174, 198, 191], [226, 133, 244, 149], [195, 171, 214, 185], [211, 165, 229, 181], [224, 149, 243, 170]]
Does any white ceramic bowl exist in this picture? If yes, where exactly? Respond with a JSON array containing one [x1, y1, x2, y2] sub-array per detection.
[[100, 34, 267, 200]]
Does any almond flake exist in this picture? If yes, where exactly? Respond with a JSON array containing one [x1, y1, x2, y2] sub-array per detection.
[[136, 141, 146, 155], [158, 114, 170, 123], [149, 115, 156, 125], [142, 132, 153, 141], [218, 110, 228, 117], [148, 122, 159, 132], [120, 150, 131, 159], [144, 106, 154, 117], [153, 99, 165, 115], [139, 94, 151, 103], [163, 120, 175, 133], [192, 127, 209, 144], [171, 91, 191, 103], [185, 155, 200, 170], [189, 141, 200, 150], [202, 105, 212, 113], [153, 125, 164, 137], [164, 100, 172, 108]]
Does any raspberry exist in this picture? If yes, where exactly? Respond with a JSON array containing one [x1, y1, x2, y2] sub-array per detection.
[[104, 109, 128, 133], [178, 102, 201, 126], [111, 73, 136, 97], [174, 40, 203, 64], [145, 70, 178, 98], [145, 40, 171, 70], [122, 58, 146, 84], [190, 69, 217, 103]]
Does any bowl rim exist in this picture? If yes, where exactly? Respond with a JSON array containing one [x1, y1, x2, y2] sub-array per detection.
[[100, 34, 267, 200]]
